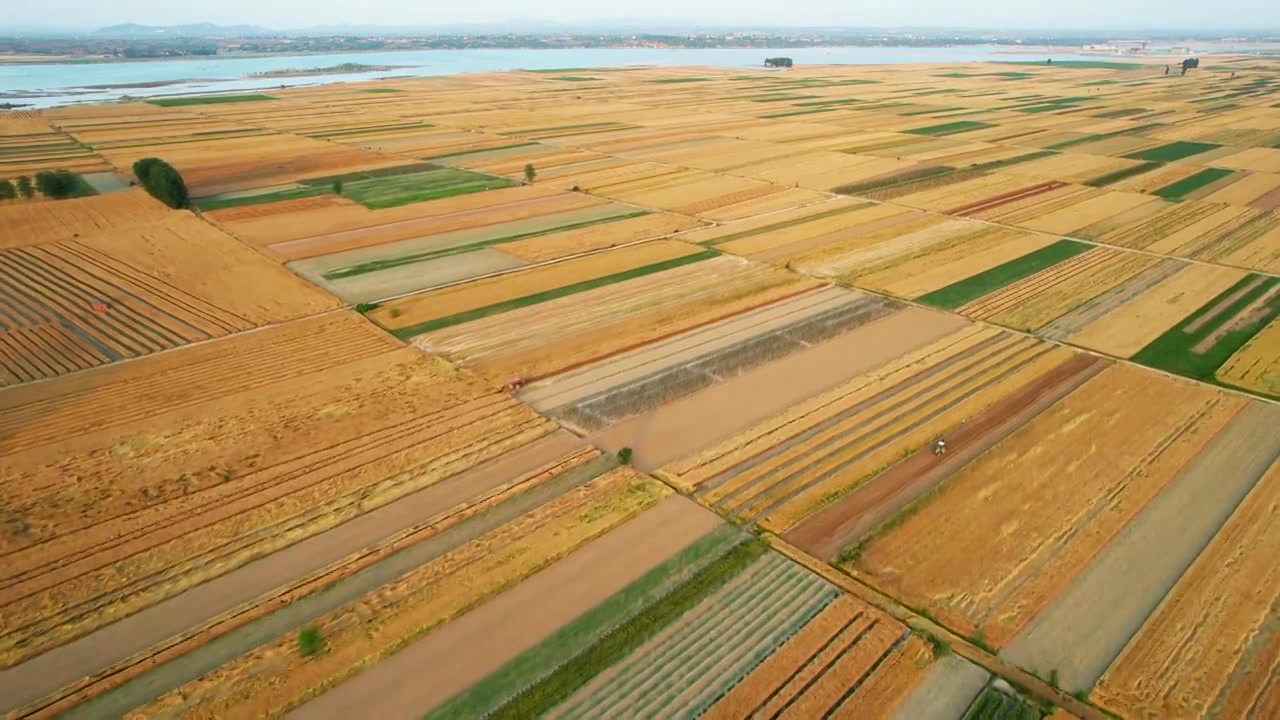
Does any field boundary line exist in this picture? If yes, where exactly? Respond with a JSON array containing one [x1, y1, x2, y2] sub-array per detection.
[[763, 536, 1107, 720]]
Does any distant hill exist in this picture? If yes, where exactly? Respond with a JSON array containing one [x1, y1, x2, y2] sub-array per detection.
[[94, 23, 275, 38]]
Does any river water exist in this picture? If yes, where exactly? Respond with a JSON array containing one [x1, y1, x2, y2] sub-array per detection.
[[1, 46, 1066, 108]]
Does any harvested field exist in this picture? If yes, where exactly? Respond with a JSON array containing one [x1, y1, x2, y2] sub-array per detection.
[[1000, 402, 1280, 693], [1039, 258, 1187, 341], [1065, 263, 1247, 357], [850, 365, 1244, 646], [537, 290, 899, 432], [289, 495, 721, 720], [132, 468, 669, 720], [607, 306, 967, 472], [1217, 315, 1280, 396], [0, 431, 592, 716], [1093, 457, 1280, 719], [413, 255, 817, 383], [694, 330, 1082, 534], [0, 189, 171, 249], [786, 353, 1108, 559], [851, 227, 1057, 300], [1012, 190, 1158, 235], [0, 312, 556, 667], [958, 247, 1162, 331], [368, 239, 710, 337]]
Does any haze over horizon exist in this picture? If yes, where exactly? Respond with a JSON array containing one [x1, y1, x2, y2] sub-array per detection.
[[5, 0, 1279, 33]]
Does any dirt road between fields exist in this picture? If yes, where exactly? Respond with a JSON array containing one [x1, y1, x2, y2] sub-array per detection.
[[289, 496, 721, 720], [590, 307, 968, 471], [785, 354, 1108, 559], [1, 431, 586, 717]]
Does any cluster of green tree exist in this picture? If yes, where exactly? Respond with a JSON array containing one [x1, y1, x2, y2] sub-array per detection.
[[132, 158, 189, 209], [1181, 57, 1201, 75], [121, 44, 216, 58], [765, 57, 794, 68], [0, 172, 92, 200]]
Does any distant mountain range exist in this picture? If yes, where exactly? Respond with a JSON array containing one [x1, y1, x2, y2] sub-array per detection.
[[12, 21, 1273, 40]]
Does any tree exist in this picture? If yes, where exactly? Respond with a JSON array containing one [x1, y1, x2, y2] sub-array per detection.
[[332, 180, 343, 195], [35, 170, 86, 199], [523, 163, 537, 184], [132, 157, 189, 209], [765, 57, 794, 68], [0, 180, 15, 200], [16, 176, 33, 199]]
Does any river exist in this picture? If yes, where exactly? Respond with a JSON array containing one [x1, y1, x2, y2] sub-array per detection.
[[2, 46, 1070, 108]]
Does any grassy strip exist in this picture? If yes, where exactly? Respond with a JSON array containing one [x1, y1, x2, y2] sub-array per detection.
[[1045, 122, 1165, 150], [483, 539, 769, 720], [967, 150, 1057, 172], [750, 94, 822, 103], [1084, 161, 1164, 187], [310, 123, 432, 138], [1004, 59, 1143, 70], [1016, 102, 1082, 114], [195, 185, 328, 211], [832, 166, 955, 196], [1132, 275, 1280, 380], [525, 67, 623, 73], [760, 107, 837, 118], [146, 94, 276, 106], [385, 249, 719, 338], [323, 211, 648, 279], [1125, 140, 1223, 162], [298, 162, 443, 186], [1093, 107, 1149, 118], [651, 77, 710, 84], [426, 525, 748, 720], [425, 142, 542, 161], [702, 202, 873, 247], [917, 239, 1092, 310], [793, 98, 865, 107], [900, 106, 964, 117], [361, 88, 403, 93], [502, 122, 621, 136], [555, 76, 601, 82], [1153, 167, 1235, 200], [906, 121, 992, 137]]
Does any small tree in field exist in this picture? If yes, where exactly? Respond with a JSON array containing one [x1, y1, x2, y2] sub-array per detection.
[[523, 163, 537, 184], [0, 180, 15, 200], [16, 176, 33, 199], [332, 180, 343, 195], [297, 626, 324, 657], [132, 157, 189, 209]]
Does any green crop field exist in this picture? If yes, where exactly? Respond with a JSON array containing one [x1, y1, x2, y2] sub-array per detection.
[[906, 120, 994, 136], [146, 94, 277, 106], [339, 167, 516, 210], [1152, 168, 1235, 200], [1125, 141, 1223, 162], [917, 239, 1093, 309]]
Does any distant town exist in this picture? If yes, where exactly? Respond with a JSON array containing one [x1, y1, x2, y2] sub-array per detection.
[[2, 25, 1278, 62]]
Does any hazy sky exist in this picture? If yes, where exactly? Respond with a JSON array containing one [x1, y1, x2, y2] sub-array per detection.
[[7, 0, 1279, 31]]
